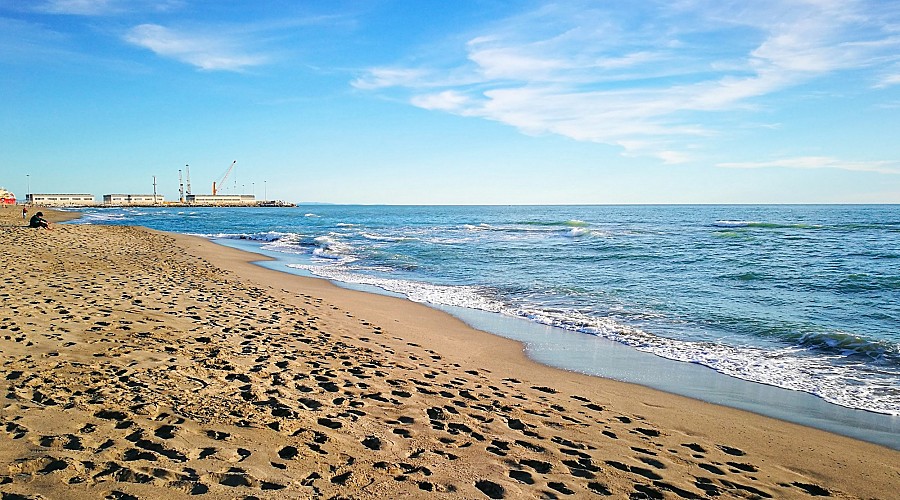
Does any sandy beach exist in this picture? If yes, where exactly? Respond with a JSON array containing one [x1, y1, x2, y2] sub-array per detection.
[[1, 206, 897, 499]]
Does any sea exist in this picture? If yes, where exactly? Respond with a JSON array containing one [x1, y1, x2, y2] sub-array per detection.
[[68, 204, 900, 447]]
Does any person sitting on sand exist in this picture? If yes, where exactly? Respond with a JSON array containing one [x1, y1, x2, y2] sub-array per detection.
[[28, 211, 51, 230]]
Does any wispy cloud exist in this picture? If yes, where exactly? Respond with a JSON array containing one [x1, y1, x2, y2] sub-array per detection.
[[0, 16, 73, 63], [29, 0, 183, 16], [718, 156, 900, 175], [352, 68, 431, 90], [36, 0, 114, 15], [354, 0, 900, 162], [410, 90, 471, 112], [124, 23, 269, 71], [875, 70, 900, 88]]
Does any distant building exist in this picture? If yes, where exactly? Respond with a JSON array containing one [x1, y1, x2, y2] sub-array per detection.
[[186, 194, 256, 205], [26, 193, 96, 206], [103, 194, 164, 205], [0, 187, 15, 204]]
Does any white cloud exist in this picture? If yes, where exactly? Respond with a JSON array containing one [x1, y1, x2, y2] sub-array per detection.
[[31, 0, 183, 15], [351, 68, 429, 90], [124, 23, 268, 71], [593, 51, 659, 70], [35, 0, 116, 15], [467, 45, 567, 80], [718, 156, 900, 175], [354, 0, 900, 162], [875, 72, 900, 88], [655, 150, 694, 164], [410, 91, 470, 112]]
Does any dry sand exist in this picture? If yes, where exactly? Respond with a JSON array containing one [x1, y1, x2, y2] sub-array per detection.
[[1, 205, 897, 499]]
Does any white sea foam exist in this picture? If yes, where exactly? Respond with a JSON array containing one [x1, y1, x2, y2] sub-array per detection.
[[360, 232, 417, 243], [714, 220, 753, 227], [261, 233, 307, 254], [287, 263, 504, 312], [311, 235, 354, 260], [508, 307, 900, 415], [206, 231, 289, 242], [77, 211, 129, 223], [423, 236, 478, 245], [466, 221, 606, 239], [201, 231, 312, 255]]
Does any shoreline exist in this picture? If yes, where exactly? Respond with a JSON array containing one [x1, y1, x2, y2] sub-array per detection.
[[215, 236, 900, 450], [69, 203, 899, 430], [167, 230, 900, 482], [39, 205, 900, 440], [1, 206, 897, 498]]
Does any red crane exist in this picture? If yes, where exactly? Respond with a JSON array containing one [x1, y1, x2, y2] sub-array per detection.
[[212, 160, 237, 195]]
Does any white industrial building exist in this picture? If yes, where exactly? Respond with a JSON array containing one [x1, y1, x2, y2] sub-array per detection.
[[26, 194, 96, 206], [186, 194, 256, 205], [103, 194, 164, 205]]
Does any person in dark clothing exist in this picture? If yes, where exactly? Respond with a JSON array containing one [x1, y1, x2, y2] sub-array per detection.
[[29, 211, 51, 229]]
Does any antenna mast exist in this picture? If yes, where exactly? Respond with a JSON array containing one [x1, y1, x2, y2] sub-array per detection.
[[152, 175, 158, 205]]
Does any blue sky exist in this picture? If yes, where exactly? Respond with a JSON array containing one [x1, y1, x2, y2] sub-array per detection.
[[1, 0, 899, 204]]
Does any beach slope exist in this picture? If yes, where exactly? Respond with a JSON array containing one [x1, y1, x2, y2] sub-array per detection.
[[1, 207, 897, 499]]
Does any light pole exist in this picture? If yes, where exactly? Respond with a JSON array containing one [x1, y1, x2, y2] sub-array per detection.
[[264, 180, 267, 202], [26, 174, 30, 204]]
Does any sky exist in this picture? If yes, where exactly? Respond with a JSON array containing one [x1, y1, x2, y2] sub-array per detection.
[[1, 0, 899, 204]]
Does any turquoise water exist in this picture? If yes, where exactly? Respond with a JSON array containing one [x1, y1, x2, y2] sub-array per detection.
[[71, 205, 900, 419]]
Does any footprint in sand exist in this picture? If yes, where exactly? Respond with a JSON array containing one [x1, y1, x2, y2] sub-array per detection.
[[474, 479, 505, 499]]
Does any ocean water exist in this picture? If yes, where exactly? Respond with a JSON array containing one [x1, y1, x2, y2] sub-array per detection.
[[70, 205, 900, 420]]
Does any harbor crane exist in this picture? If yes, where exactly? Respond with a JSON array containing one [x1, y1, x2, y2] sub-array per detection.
[[178, 169, 185, 203], [212, 160, 237, 196]]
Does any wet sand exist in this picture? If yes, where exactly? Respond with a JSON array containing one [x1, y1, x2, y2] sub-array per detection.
[[1, 206, 897, 499]]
